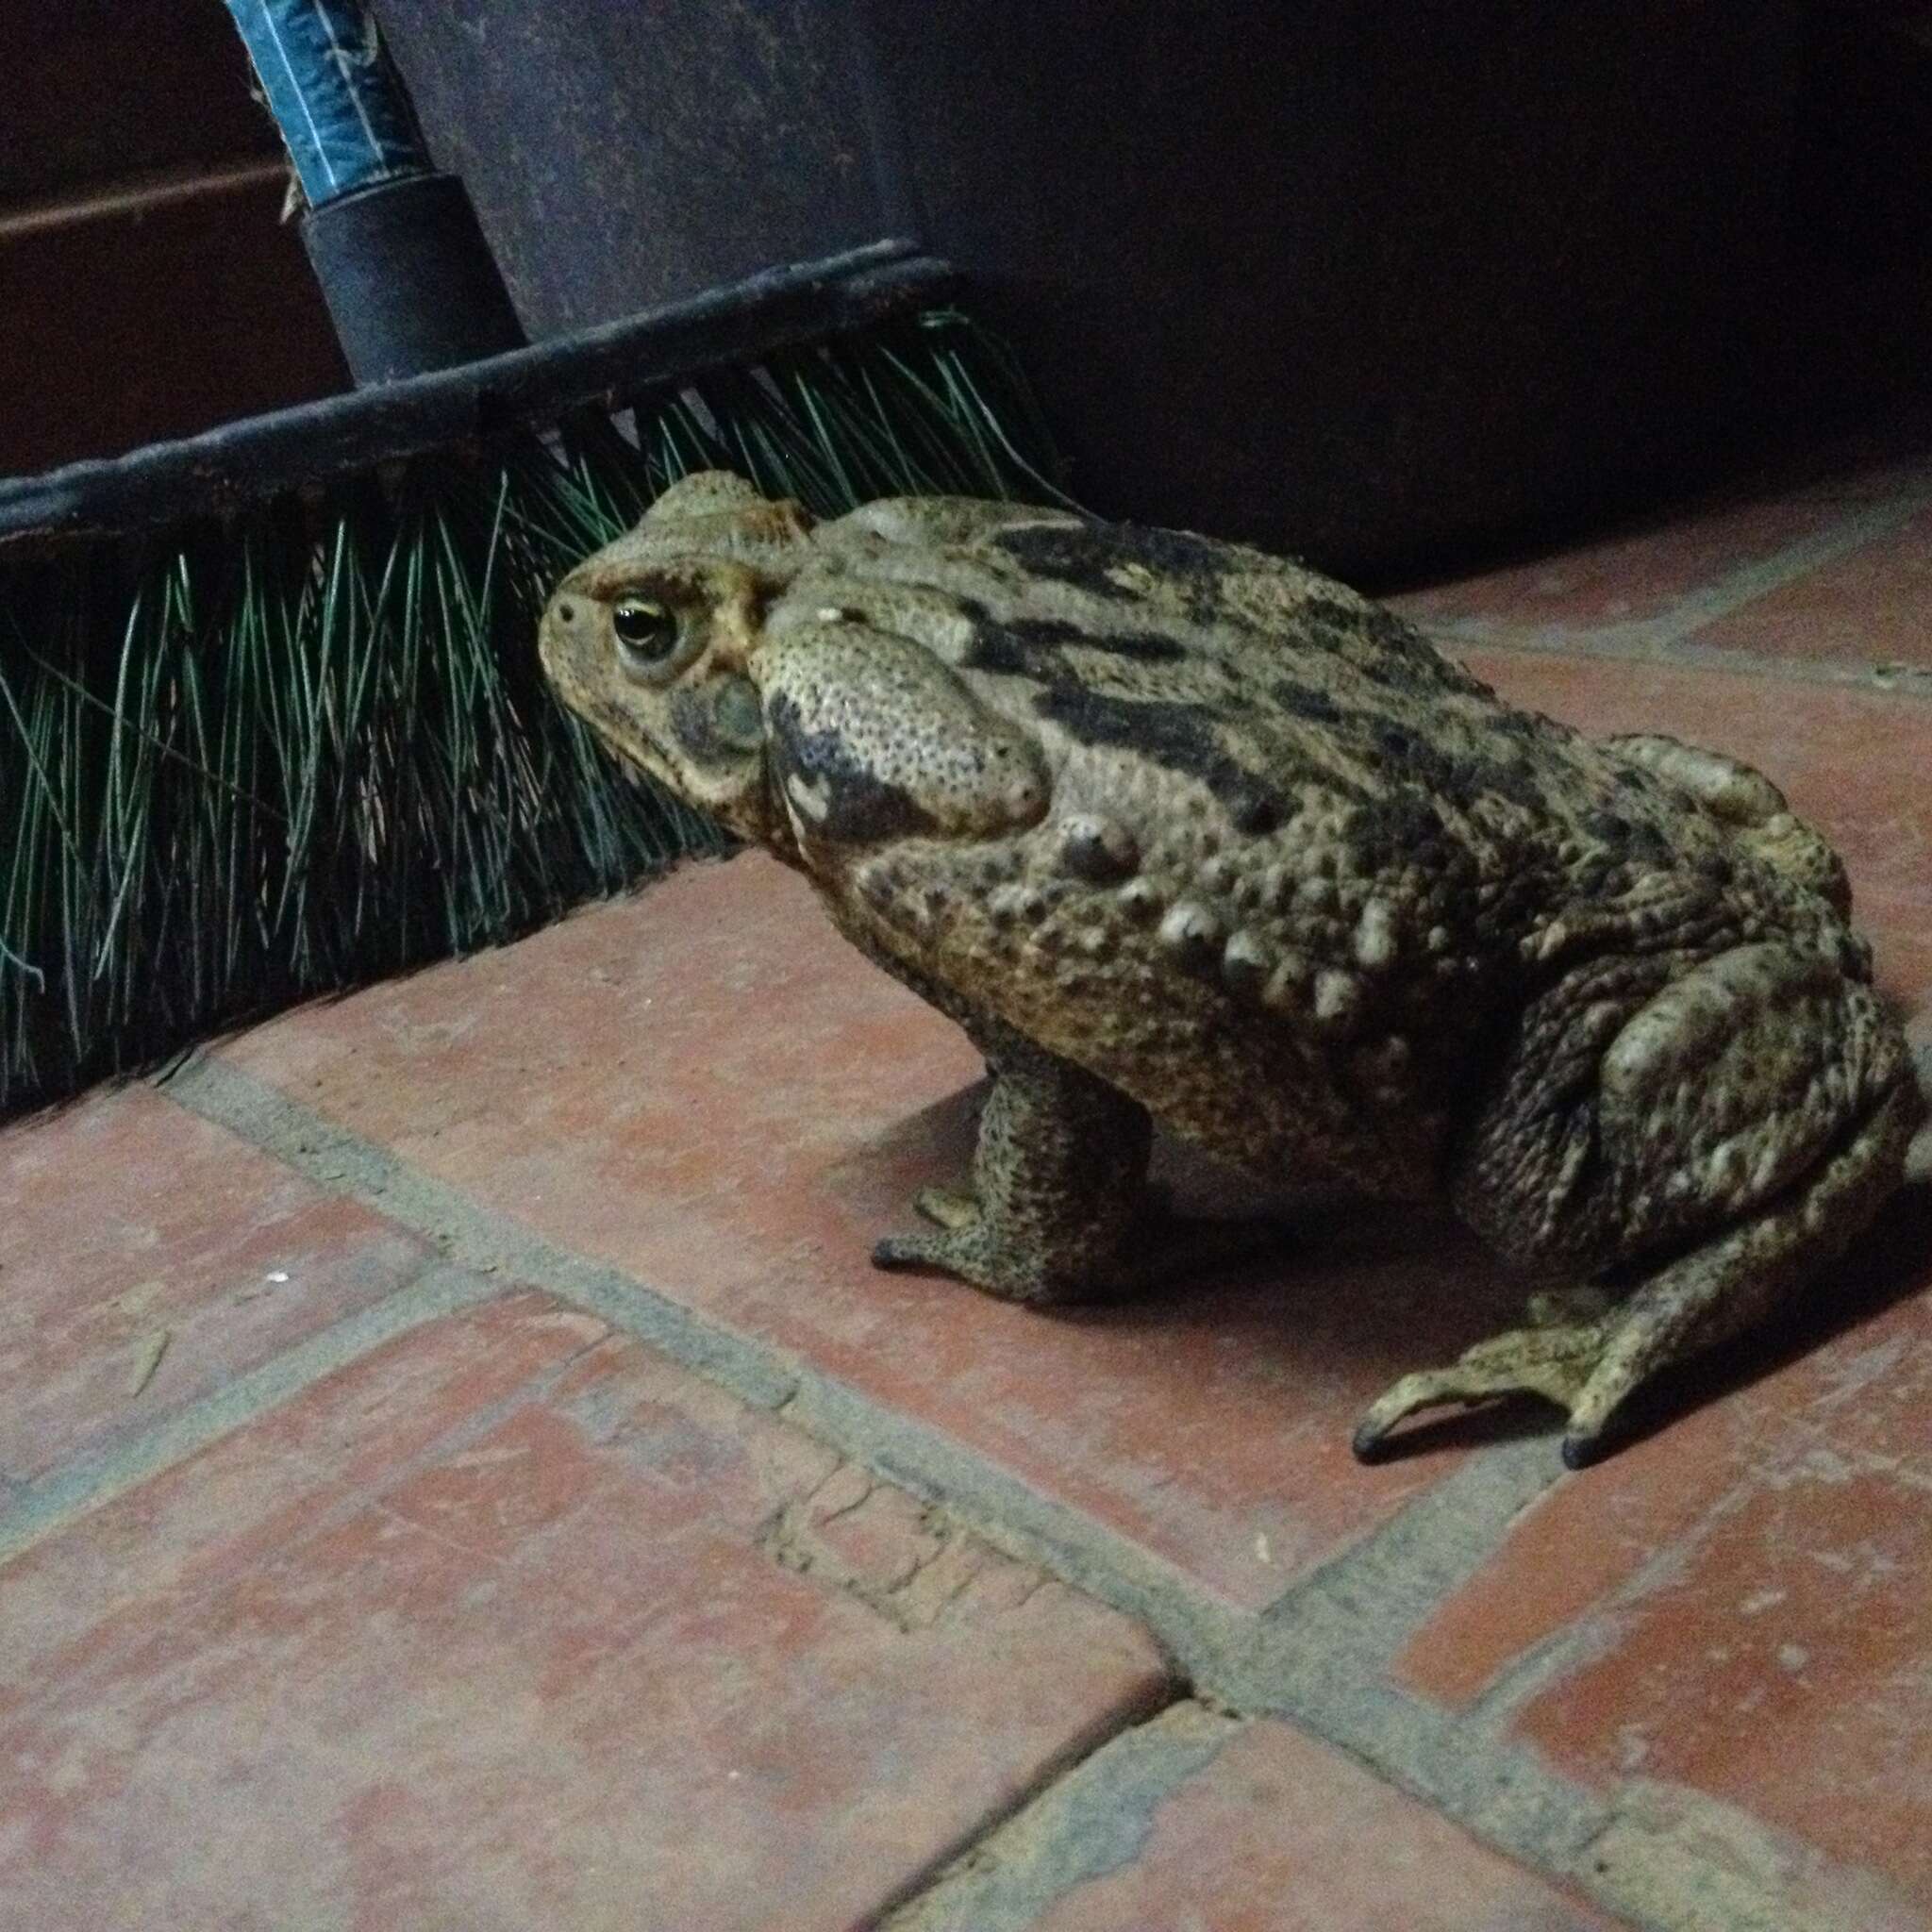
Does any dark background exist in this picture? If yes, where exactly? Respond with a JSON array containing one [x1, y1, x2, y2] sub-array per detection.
[[3, 1, 1926, 577], [0, 5, 348, 477]]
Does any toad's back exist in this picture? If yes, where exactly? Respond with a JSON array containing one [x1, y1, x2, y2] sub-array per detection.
[[781, 505, 1857, 1195]]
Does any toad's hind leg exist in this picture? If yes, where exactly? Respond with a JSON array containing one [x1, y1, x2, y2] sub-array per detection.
[[1563, 1082, 1915, 1458], [1357, 940, 1920, 1465], [1355, 1080, 1916, 1465]]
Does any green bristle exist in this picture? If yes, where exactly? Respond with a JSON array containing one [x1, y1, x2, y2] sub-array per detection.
[[0, 314, 1066, 1112]]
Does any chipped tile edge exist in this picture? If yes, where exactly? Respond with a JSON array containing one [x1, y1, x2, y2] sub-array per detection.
[[873, 1701, 1237, 1931], [1583, 1780, 1932, 1932]]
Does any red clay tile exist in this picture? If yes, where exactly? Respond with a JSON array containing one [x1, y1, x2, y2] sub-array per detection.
[[216, 856, 1561, 1610], [1026, 1712, 1623, 1931], [1395, 1206, 1932, 1906], [1684, 501, 1932, 671], [0, 1296, 1167, 1930], [1, 1290, 608, 1726], [1386, 492, 1841, 631], [0, 1086, 436, 1488], [1524, 1457, 1932, 1892]]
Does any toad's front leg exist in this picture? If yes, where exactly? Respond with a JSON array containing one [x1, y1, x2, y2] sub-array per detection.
[[872, 1022, 1293, 1304], [871, 1029, 1155, 1305]]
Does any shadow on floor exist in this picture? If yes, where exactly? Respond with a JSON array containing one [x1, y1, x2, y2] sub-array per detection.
[[857, 1078, 1932, 1469]]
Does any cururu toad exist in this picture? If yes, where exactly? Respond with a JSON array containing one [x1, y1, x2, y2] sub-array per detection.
[[541, 473, 1921, 1468]]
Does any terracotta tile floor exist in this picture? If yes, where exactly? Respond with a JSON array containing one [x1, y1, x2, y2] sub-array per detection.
[[5, 429, 1930, 1930]]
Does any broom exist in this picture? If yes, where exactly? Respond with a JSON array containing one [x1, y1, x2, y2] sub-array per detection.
[[0, 0, 1065, 1115]]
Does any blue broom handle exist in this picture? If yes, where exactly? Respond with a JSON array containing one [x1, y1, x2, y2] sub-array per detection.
[[221, 0, 429, 207]]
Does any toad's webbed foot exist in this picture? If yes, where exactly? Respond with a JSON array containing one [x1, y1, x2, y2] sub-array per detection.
[[1352, 1290, 1615, 1468], [911, 1184, 981, 1232], [873, 1216, 1079, 1304]]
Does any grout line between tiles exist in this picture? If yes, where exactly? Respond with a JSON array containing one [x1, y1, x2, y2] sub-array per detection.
[[1409, 480, 1932, 689], [870, 1700, 1242, 1931], [861, 1682, 1198, 1932], [159, 1055, 800, 1412], [1434, 621, 1932, 699], [0, 1260, 496, 1566], [1626, 488, 1932, 645], [152, 1052, 1890, 1932]]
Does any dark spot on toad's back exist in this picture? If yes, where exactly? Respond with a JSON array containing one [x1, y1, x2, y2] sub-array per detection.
[[1297, 594, 1375, 644], [1227, 785, 1280, 835], [1580, 808, 1672, 865], [1299, 596, 1427, 657], [1075, 627, 1189, 664], [1007, 617, 1186, 663], [992, 521, 1229, 623], [1295, 594, 1489, 698], [963, 614, 1187, 681], [1273, 678, 1343, 724], [960, 628, 1034, 678], [1035, 686, 1296, 824], [766, 691, 937, 844], [1308, 707, 1545, 818], [1488, 707, 1535, 737], [1362, 647, 1487, 699]]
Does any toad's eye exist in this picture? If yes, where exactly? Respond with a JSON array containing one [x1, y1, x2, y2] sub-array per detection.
[[611, 597, 680, 667]]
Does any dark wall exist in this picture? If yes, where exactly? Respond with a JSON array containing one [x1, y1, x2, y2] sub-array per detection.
[[0, 4, 348, 477], [864, 4, 1805, 570], [372, 0, 1806, 575], [15, 5, 1911, 563]]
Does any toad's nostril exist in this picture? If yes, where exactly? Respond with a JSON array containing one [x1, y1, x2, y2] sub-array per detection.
[[556, 601, 577, 624]]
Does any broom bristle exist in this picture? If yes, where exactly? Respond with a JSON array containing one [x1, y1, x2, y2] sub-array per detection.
[[0, 312, 1068, 1112]]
